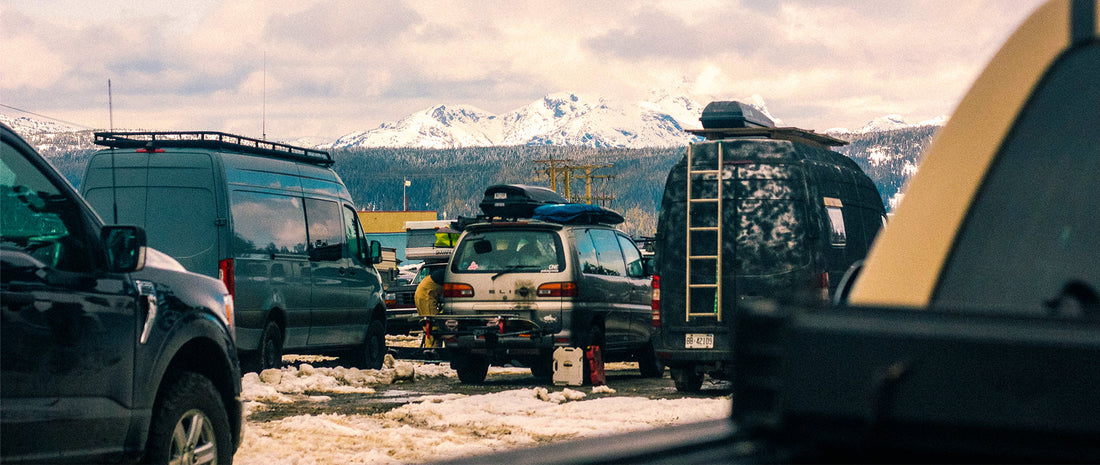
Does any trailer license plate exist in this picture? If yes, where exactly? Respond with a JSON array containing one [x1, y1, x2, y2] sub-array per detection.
[[685, 333, 714, 349]]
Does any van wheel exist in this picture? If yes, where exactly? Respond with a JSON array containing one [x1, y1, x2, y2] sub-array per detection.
[[354, 319, 386, 370], [671, 365, 703, 392], [258, 321, 283, 371], [145, 372, 233, 465], [454, 354, 489, 384], [637, 340, 665, 378]]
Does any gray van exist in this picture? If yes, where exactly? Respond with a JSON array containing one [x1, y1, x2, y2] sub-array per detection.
[[433, 189, 663, 384], [654, 102, 886, 391], [81, 131, 388, 371]]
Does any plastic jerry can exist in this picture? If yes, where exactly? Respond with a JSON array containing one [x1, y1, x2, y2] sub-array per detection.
[[586, 345, 605, 386], [553, 347, 584, 386]]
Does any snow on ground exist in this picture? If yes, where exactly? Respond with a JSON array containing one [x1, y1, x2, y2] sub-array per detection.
[[236, 354, 730, 465]]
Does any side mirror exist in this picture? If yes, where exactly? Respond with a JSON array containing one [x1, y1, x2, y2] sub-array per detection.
[[102, 225, 147, 273], [370, 240, 383, 264]]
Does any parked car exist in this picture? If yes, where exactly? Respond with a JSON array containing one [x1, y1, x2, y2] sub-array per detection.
[[80, 131, 388, 371], [1, 123, 242, 463], [433, 186, 663, 384], [653, 102, 886, 391], [434, 1, 1099, 463]]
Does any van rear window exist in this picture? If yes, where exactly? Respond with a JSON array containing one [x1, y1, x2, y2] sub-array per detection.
[[451, 230, 564, 274]]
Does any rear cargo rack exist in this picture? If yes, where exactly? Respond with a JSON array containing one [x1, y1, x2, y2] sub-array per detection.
[[93, 131, 334, 166], [686, 127, 848, 149]]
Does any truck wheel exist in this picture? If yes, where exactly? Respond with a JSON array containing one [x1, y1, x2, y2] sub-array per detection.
[[145, 372, 233, 465], [671, 365, 703, 392], [454, 354, 489, 384], [637, 340, 665, 378], [258, 321, 283, 370], [354, 319, 386, 370]]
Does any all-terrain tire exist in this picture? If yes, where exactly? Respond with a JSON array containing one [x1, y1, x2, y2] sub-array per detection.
[[145, 372, 233, 465], [529, 353, 554, 380]]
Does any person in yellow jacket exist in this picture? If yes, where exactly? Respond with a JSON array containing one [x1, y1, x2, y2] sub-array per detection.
[[415, 267, 445, 349]]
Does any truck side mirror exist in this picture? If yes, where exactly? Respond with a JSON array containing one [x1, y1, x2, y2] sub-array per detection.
[[370, 240, 383, 264], [102, 225, 147, 273]]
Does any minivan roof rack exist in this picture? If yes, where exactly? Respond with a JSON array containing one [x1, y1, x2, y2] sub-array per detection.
[[93, 131, 334, 166], [685, 126, 849, 149]]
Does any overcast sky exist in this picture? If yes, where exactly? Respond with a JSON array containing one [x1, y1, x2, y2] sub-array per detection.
[[2, 0, 1047, 140]]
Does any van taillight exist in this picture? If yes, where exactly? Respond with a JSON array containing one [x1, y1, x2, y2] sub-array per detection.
[[218, 259, 235, 297], [651, 275, 661, 328], [444, 283, 474, 298], [536, 282, 577, 297]]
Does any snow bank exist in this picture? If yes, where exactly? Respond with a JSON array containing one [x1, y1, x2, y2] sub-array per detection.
[[237, 386, 729, 465]]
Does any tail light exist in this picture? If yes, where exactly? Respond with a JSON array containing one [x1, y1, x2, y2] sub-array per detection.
[[536, 282, 577, 297], [444, 283, 475, 298], [218, 258, 235, 297], [816, 272, 830, 301], [651, 274, 661, 328]]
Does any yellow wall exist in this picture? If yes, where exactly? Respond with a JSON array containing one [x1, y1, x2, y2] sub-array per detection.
[[357, 210, 437, 233]]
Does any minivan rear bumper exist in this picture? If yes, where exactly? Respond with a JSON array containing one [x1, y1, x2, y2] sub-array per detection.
[[425, 314, 562, 352]]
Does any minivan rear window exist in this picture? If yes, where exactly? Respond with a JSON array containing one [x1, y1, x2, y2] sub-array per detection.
[[451, 230, 564, 274]]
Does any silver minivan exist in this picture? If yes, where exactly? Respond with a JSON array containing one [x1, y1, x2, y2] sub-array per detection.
[[436, 210, 663, 384]]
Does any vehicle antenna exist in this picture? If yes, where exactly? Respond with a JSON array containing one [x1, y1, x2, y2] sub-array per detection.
[[109, 79, 119, 223], [262, 52, 267, 141]]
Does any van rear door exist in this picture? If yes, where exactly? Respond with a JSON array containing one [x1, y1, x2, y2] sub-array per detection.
[[82, 150, 221, 277]]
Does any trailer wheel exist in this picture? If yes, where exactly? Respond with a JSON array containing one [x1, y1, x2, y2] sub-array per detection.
[[454, 353, 489, 384], [671, 365, 703, 392]]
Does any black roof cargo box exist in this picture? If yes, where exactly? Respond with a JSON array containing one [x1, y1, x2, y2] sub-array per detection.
[[699, 101, 775, 129], [479, 184, 567, 218]]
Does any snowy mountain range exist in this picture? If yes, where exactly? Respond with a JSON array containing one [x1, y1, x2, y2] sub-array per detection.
[[323, 91, 784, 150]]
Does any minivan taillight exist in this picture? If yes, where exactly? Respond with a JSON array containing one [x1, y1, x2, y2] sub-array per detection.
[[536, 282, 577, 298], [651, 275, 661, 328], [218, 258, 235, 297], [444, 283, 474, 298]]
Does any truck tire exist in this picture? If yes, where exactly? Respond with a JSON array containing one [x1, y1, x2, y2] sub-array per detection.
[[353, 319, 386, 370], [671, 365, 703, 392], [454, 353, 489, 384], [145, 372, 233, 465]]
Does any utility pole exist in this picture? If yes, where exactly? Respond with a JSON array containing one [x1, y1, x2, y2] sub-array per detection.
[[574, 164, 615, 206], [533, 155, 571, 192]]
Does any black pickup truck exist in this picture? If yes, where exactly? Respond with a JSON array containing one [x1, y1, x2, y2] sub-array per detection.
[[436, 0, 1100, 462]]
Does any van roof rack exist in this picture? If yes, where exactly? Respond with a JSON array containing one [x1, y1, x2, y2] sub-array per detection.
[[685, 127, 849, 149], [93, 131, 334, 166]]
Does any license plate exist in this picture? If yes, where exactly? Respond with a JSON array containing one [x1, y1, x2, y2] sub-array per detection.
[[685, 333, 714, 349]]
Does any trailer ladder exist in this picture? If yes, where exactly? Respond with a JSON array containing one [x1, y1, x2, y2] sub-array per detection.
[[685, 143, 724, 322]]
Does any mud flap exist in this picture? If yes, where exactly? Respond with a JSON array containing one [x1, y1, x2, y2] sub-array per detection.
[[586, 345, 605, 386]]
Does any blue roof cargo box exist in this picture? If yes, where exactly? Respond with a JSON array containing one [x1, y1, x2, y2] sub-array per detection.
[[479, 184, 567, 218]]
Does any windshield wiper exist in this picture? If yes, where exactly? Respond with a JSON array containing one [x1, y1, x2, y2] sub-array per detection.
[[491, 265, 540, 280]]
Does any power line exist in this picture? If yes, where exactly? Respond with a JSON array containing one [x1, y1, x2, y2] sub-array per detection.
[[0, 104, 96, 130]]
